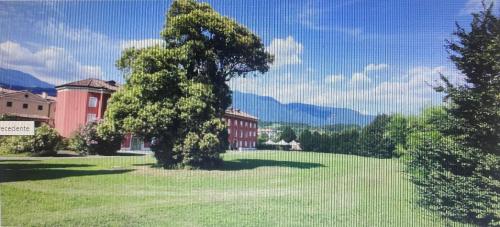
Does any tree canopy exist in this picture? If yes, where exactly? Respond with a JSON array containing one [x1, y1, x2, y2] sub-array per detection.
[[104, 0, 273, 168], [438, 4, 500, 154]]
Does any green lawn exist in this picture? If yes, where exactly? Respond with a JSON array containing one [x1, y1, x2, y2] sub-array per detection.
[[0, 151, 460, 226]]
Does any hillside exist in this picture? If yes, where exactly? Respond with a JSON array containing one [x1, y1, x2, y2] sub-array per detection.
[[0, 68, 56, 96], [232, 91, 374, 126]]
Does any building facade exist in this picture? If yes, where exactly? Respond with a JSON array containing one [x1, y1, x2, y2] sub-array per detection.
[[54, 79, 118, 138], [223, 108, 258, 150], [54, 78, 258, 151], [0, 88, 56, 126]]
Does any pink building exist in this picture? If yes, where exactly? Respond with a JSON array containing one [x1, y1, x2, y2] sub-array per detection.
[[54, 78, 152, 151], [55, 78, 257, 151], [55, 79, 117, 138]]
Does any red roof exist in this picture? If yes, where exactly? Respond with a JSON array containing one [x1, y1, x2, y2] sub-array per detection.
[[0, 88, 55, 101], [0, 87, 22, 95], [56, 78, 119, 91]]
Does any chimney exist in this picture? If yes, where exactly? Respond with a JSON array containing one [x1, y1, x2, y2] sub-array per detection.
[[41, 92, 47, 99], [106, 80, 116, 86]]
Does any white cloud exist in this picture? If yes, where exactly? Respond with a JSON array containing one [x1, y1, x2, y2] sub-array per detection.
[[297, 1, 363, 36], [364, 63, 389, 72], [461, 0, 499, 15], [0, 41, 103, 85], [325, 74, 345, 84], [120, 39, 165, 50], [351, 72, 371, 84], [230, 64, 455, 115], [40, 21, 111, 44], [267, 36, 303, 68], [348, 63, 389, 85]]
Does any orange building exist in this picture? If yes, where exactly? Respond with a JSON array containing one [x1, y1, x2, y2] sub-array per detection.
[[0, 88, 56, 126]]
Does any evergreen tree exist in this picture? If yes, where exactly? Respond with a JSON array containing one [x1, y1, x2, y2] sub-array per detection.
[[438, 4, 500, 154], [299, 129, 314, 151], [410, 4, 500, 225], [279, 126, 297, 143]]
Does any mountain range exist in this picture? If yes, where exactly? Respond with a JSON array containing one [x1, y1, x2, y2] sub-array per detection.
[[0, 67, 375, 125], [0, 68, 57, 96], [232, 91, 374, 126]]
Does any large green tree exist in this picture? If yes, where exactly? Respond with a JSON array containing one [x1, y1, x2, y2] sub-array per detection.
[[104, 0, 272, 168], [409, 4, 500, 225]]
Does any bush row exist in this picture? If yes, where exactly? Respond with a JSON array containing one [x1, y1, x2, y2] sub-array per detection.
[[0, 121, 122, 156]]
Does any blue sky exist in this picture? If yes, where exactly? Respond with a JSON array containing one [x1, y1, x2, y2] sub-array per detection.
[[0, 0, 497, 115]]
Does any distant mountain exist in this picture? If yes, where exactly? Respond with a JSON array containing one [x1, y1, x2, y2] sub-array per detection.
[[0, 67, 374, 125], [232, 91, 375, 126], [0, 68, 56, 96]]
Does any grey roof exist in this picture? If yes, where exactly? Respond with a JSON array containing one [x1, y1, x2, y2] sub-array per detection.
[[225, 108, 258, 120]]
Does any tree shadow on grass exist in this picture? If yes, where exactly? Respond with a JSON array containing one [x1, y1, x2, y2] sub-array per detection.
[[0, 159, 40, 162], [219, 159, 325, 171], [0, 163, 133, 183], [131, 159, 325, 171], [113, 152, 146, 156]]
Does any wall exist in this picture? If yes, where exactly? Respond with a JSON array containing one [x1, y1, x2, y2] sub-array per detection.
[[225, 115, 258, 149], [0, 92, 52, 124], [54, 89, 90, 138]]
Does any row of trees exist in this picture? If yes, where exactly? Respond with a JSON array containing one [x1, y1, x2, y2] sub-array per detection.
[[298, 114, 407, 158]]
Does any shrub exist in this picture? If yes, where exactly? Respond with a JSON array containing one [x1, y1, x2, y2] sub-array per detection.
[[31, 124, 62, 156], [0, 124, 61, 156], [69, 120, 122, 155]]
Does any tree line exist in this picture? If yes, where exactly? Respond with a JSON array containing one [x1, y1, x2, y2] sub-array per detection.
[[297, 114, 406, 158]]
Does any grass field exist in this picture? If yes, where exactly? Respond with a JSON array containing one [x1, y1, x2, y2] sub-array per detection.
[[0, 151, 460, 226]]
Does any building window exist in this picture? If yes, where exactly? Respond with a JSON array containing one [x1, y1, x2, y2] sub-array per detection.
[[87, 113, 97, 122], [244, 141, 247, 147], [227, 119, 231, 126], [228, 128, 231, 135], [88, 97, 98, 108], [38, 105, 43, 111], [6, 101, 12, 107], [22, 103, 28, 109], [24, 94, 29, 98]]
